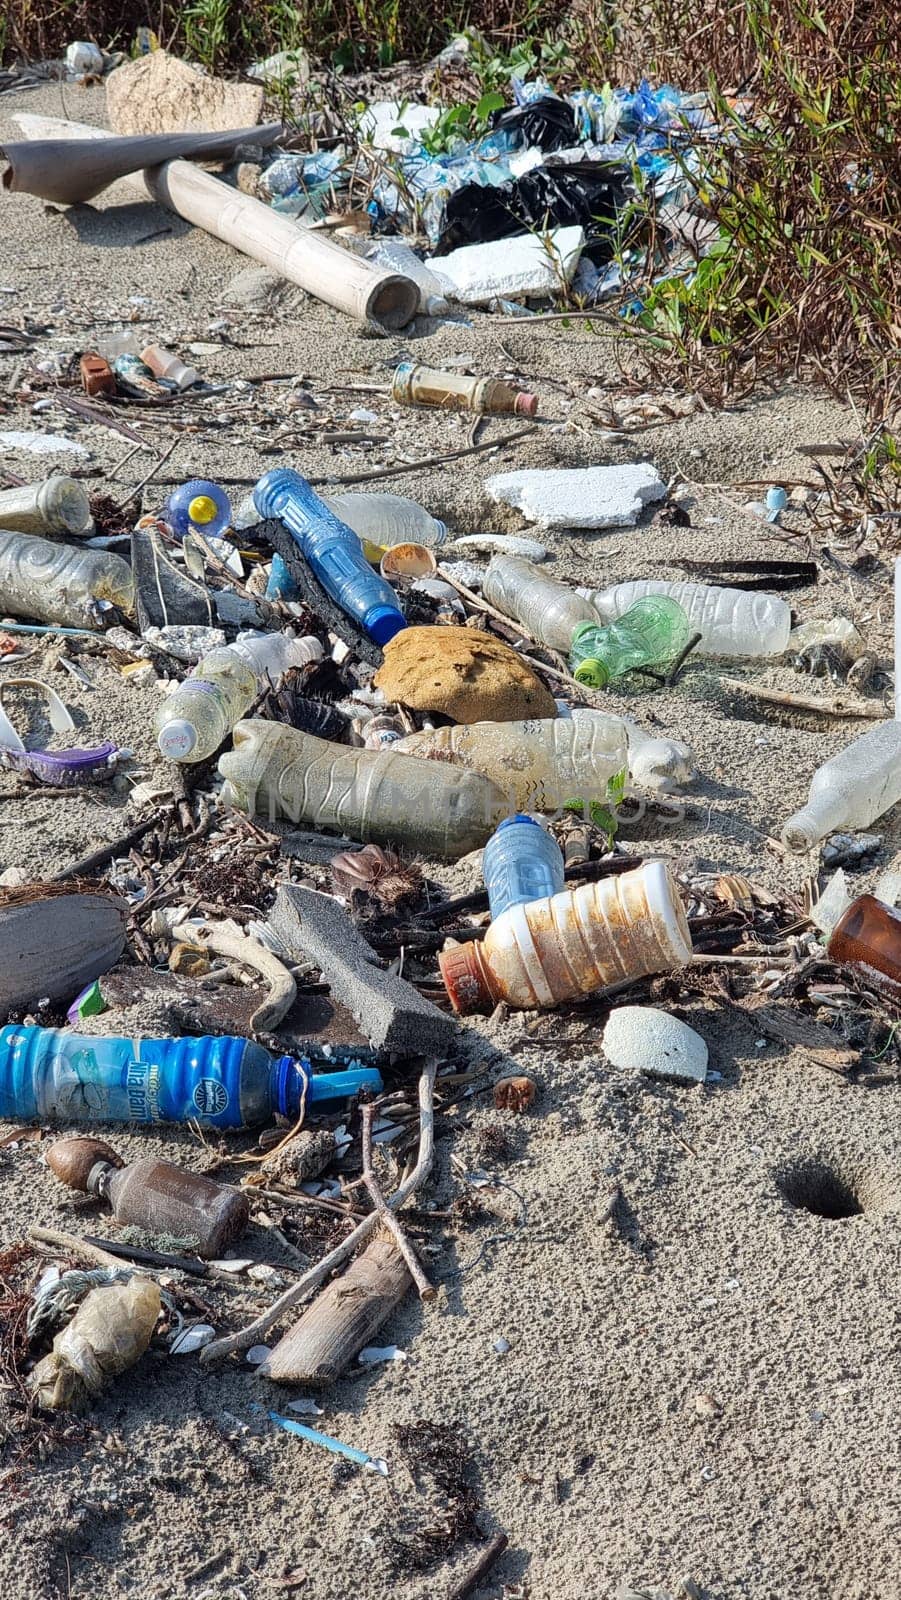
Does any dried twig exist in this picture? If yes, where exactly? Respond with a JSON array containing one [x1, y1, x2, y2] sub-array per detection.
[[447, 1532, 509, 1600], [720, 676, 885, 719], [361, 1103, 435, 1302]]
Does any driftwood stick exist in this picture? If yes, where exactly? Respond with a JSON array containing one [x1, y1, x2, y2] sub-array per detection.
[[258, 1232, 411, 1384], [171, 916, 296, 1033], [447, 1532, 509, 1600], [720, 676, 885, 720], [361, 1103, 435, 1301], [29, 1225, 127, 1271], [200, 1061, 437, 1366]]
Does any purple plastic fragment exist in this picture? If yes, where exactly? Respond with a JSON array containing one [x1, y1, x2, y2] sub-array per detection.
[[0, 740, 119, 785]]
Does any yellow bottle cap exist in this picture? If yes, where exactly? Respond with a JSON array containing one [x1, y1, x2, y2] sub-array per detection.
[[188, 494, 218, 526]]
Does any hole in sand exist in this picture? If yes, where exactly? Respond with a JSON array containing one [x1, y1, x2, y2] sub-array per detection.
[[777, 1158, 898, 1220]]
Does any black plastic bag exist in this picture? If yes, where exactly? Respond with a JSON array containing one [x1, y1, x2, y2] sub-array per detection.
[[486, 95, 579, 152], [435, 161, 628, 260]]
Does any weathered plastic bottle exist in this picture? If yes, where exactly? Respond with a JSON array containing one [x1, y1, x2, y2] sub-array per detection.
[[0, 530, 134, 626], [439, 860, 693, 1013], [165, 479, 232, 540], [365, 241, 451, 316], [155, 631, 323, 762], [218, 719, 508, 860], [781, 721, 901, 854], [254, 467, 406, 645], [47, 1135, 250, 1259], [569, 598, 692, 688], [393, 362, 537, 418], [483, 815, 565, 920], [0, 475, 93, 537], [482, 556, 598, 651], [322, 492, 448, 552], [0, 1025, 383, 1128], [577, 579, 792, 658], [827, 894, 901, 992], [141, 344, 200, 391], [393, 715, 628, 812]]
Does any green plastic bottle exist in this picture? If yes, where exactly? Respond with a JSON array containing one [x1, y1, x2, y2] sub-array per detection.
[[569, 597, 691, 689]]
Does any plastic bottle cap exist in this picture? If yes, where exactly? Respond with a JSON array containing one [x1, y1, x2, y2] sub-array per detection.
[[438, 940, 495, 1014], [188, 494, 219, 526], [157, 718, 198, 760], [514, 392, 538, 418], [573, 658, 610, 689], [365, 605, 407, 646]]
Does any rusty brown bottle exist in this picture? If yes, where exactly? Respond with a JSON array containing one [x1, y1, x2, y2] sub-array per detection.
[[827, 893, 901, 993]]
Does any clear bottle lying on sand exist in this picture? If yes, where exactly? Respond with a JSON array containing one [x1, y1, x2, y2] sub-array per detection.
[[483, 815, 565, 921], [321, 492, 448, 553], [440, 860, 693, 1013], [393, 714, 628, 812], [392, 362, 538, 418], [781, 721, 901, 854], [569, 598, 692, 689], [155, 630, 324, 762], [0, 1024, 382, 1129], [364, 240, 451, 317], [0, 475, 93, 537], [482, 556, 598, 652], [577, 578, 792, 658], [0, 529, 134, 626], [218, 718, 508, 861]]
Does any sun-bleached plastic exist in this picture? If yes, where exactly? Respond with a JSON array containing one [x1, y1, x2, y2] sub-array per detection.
[[571, 708, 694, 793], [0, 529, 134, 626], [155, 631, 323, 763], [439, 859, 693, 1012], [393, 714, 628, 812], [29, 1278, 161, 1412], [322, 492, 448, 551], [218, 718, 508, 860], [781, 720, 901, 854], [482, 556, 598, 651], [0, 475, 93, 537], [483, 815, 565, 920], [364, 239, 451, 316], [578, 578, 793, 658]]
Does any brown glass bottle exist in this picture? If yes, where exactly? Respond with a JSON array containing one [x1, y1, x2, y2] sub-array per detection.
[[827, 893, 901, 993]]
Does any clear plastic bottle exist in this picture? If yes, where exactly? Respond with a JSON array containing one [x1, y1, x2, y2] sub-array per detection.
[[569, 598, 692, 688], [483, 815, 565, 920], [393, 714, 628, 812], [155, 631, 324, 762], [577, 579, 792, 658], [165, 479, 232, 541], [322, 492, 448, 552], [0, 475, 93, 537], [482, 556, 598, 651], [253, 468, 407, 645], [218, 718, 508, 861], [141, 344, 200, 391], [440, 859, 693, 1013], [781, 721, 901, 854], [0, 529, 134, 626], [365, 240, 451, 316], [0, 1024, 382, 1128]]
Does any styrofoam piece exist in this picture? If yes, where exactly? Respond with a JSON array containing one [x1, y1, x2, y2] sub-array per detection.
[[603, 1004, 708, 1084], [427, 226, 585, 306], [359, 100, 440, 153], [486, 462, 667, 530]]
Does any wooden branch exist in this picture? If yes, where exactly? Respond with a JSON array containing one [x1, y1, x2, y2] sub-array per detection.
[[29, 1224, 125, 1270], [258, 1232, 411, 1384], [720, 677, 885, 720], [361, 1103, 435, 1301], [447, 1533, 509, 1600], [171, 916, 296, 1033]]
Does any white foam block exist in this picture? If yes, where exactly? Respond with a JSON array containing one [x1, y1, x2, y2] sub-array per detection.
[[428, 226, 584, 306], [603, 1005, 708, 1085], [486, 463, 667, 530]]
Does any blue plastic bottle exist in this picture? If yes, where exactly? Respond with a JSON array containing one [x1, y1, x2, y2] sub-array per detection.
[[165, 479, 232, 541], [0, 1026, 382, 1130], [253, 467, 406, 646], [482, 814, 565, 921]]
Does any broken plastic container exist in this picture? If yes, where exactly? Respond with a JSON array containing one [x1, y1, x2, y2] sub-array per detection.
[[781, 721, 901, 854], [569, 598, 691, 688], [393, 714, 628, 812], [440, 859, 693, 1012], [578, 579, 792, 658], [155, 630, 323, 762], [0, 1025, 382, 1128], [483, 815, 565, 920], [0, 474, 93, 537], [483, 555, 598, 651], [218, 719, 508, 860], [322, 492, 448, 552], [165, 479, 232, 540], [29, 1277, 161, 1413], [0, 530, 134, 626]]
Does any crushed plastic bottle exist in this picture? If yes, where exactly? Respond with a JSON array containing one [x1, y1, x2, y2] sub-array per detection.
[[578, 579, 793, 659], [482, 556, 599, 651], [254, 468, 406, 645], [393, 714, 628, 812], [165, 479, 232, 541], [29, 1277, 161, 1413], [781, 721, 901, 854], [0, 1024, 382, 1128], [569, 598, 691, 688], [0, 530, 134, 626], [218, 719, 508, 860], [483, 815, 565, 920], [155, 630, 324, 762], [0, 475, 93, 537], [322, 492, 448, 552], [440, 859, 693, 1012]]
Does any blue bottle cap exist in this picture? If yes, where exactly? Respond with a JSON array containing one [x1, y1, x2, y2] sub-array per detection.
[[365, 605, 407, 646]]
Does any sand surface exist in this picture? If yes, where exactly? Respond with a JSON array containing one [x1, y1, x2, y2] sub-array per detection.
[[1, 83, 899, 1600]]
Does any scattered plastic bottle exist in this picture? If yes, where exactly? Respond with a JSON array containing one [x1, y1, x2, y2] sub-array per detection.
[[0, 530, 134, 627], [392, 362, 537, 418], [322, 492, 448, 553], [365, 240, 451, 316], [29, 1277, 161, 1413], [781, 721, 901, 854], [165, 479, 232, 541], [440, 860, 693, 1013], [827, 893, 901, 993], [0, 475, 93, 537], [569, 598, 692, 688], [483, 556, 598, 651], [253, 468, 406, 646], [483, 815, 565, 920], [140, 343, 200, 391], [155, 630, 324, 762], [0, 1025, 383, 1128], [577, 579, 793, 659], [218, 719, 508, 861], [394, 714, 628, 812]]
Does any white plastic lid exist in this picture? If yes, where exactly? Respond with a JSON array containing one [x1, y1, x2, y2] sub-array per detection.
[[158, 719, 197, 760]]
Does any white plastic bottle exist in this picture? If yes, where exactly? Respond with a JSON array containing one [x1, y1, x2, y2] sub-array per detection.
[[364, 239, 450, 316], [155, 631, 323, 763], [782, 721, 901, 854], [0, 476, 93, 537], [482, 556, 598, 651], [322, 492, 448, 551], [577, 579, 792, 658], [394, 715, 628, 812]]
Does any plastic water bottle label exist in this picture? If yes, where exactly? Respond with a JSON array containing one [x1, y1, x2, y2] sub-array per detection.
[[192, 1078, 230, 1116]]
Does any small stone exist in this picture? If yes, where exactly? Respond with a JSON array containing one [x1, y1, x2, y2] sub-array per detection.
[[493, 1337, 511, 1355], [693, 1393, 720, 1418], [0, 866, 29, 887], [603, 1005, 708, 1085]]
